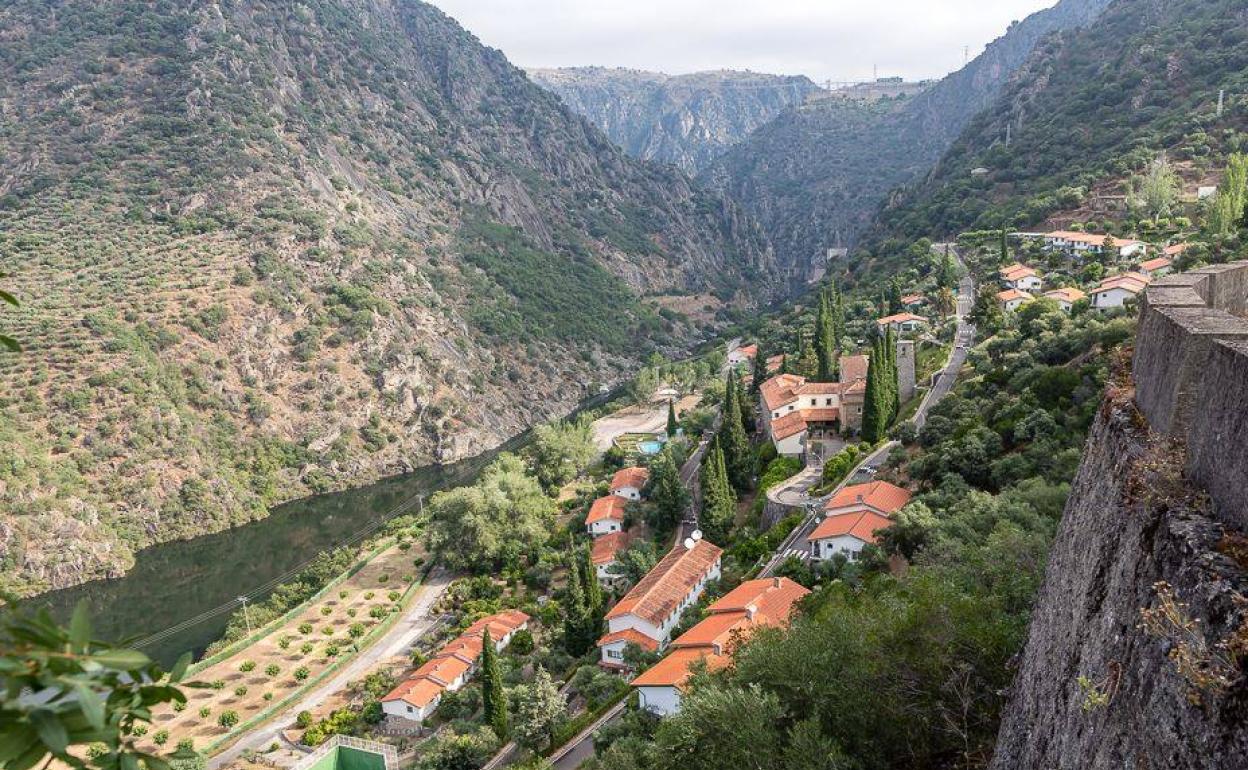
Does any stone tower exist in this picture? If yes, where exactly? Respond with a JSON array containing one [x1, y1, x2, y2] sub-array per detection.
[[896, 340, 916, 403]]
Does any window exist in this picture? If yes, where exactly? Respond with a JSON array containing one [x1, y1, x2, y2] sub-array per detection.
[[825, 398, 833, 406], [607, 648, 623, 659]]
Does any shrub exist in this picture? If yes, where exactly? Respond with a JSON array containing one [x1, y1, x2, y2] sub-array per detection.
[[325, 645, 340, 658], [320, 607, 332, 617], [132, 725, 148, 738], [210, 679, 225, 690], [387, 591, 400, 602], [321, 627, 334, 636], [218, 710, 239, 729], [239, 661, 256, 673], [299, 623, 313, 635], [364, 592, 375, 600], [346, 609, 357, 618], [348, 622, 366, 639], [377, 574, 389, 584], [265, 664, 281, 677], [294, 666, 310, 682], [296, 711, 313, 728], [301, 642, 314, 654], [263, 693, 274, 702], [279, 636, 293, 650], [172, 701, 186, 713], [339, 591, 348, 600], [199, 707, 211, 718], [509, 628, 535, 656], [369, 606, 388, 620], [176, 739, 194, 752], [152, 730, 169, 746], [234, 686, 248, 698]]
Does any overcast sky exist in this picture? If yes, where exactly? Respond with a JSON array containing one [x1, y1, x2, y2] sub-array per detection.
[[429, 0, 1059, 83]]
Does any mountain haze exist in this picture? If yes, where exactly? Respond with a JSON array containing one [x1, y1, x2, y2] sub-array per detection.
[[700, 0, 1114, 272], [528, 67, 821, 175], [0, 0, 772, 595]]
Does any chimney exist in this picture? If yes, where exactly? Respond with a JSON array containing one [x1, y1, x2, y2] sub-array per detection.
[[773, 577, 782, 588], [856, 494, 864, 503]]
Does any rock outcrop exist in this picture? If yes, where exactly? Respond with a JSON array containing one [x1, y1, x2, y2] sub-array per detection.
[[990, 263, 1248, 769]]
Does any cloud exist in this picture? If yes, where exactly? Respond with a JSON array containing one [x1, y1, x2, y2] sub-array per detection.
[[427, 0, 1059, 82]]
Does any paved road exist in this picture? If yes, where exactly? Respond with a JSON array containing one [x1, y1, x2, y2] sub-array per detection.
[[209, 570, 454, 769], [760, 252, 977, 574]]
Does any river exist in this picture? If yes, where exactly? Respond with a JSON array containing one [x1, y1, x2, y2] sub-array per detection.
[[26, 390, 618, 666]]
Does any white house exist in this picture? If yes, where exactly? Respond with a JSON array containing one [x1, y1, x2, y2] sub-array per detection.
[[997, 288, 1034, 313], [383, 610, 530, 722], [809, 509, 895, 561], [823, 481, 912, 518], [1090, 273, 1151, 310], [631, 577, 809, 716], [1042, 287, 1087, 312], [1044, 231, 1147, 259], [1137, 256, 1173, 278], [758, 374, 848, 457], [609, 467, 649, 501], [586, 495, 627, 537], [727, 343, 758, 368], [876, 312, 928, 334], [598, 539, 723, 669], [591, 530, 632, 585], [999, 264, 1044, 292]]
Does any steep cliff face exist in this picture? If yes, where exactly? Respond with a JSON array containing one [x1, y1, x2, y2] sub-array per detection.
[[0, 0, 773, 595], [701, 0, 1112, 271], [527, 68, 819, 176], [992, 264, 1248, 769]]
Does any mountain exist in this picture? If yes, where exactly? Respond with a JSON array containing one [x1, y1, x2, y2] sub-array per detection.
[[869, 0, 1248, 244], [527, 67, 821, 175], [0, 0, 773, 596], [700, 0, 1113, 272]]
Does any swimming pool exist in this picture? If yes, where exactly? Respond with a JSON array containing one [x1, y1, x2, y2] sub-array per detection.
[[638, 439, 664, 455]]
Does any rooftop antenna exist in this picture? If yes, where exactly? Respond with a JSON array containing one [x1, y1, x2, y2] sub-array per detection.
[[691, 529, 703, 542], [684, 537, 696, 550]]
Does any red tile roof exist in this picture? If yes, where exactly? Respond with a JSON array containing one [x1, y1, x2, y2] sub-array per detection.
[[591, 530, 632, 566], [999, 264, 1038, 281], [629, 648, 727, 688], [760, 373, 805, 411], [876, 312, 928, 326], [1138, 256, 1173, 272], [809, 509, 894, 545], [737, 344, 758, 358], [708, 577, 810, 625], [801, 408, 840, 423], [901, 293, 926, 305], [838, 355, 869, 384], [1163, 243, 1191, 257], [597, 628, 660, 652], [1046, 231, 1143, 248], [606, 540, 723, 626], [586, 495, 627, 524], [382, 676, 444, 708], [826, 481, 912, 514], [610, 466, 650, 491], [1043, 287, 1086, 303], [765, 354, 785, 373], [769, 411, 808, 441]]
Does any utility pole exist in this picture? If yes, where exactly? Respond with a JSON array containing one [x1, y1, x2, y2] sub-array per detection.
[[238, 596, 252, 636]]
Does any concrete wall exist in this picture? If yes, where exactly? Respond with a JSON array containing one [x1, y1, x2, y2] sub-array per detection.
[[1133, 261, 1248, 531]]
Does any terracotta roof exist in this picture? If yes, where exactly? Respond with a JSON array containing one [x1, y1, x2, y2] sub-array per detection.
[[629, 648, 728, 688], [1043, 287, 1086, 303], [606, 540, 723, 626], [802, 408, 840, 423], [736, 344, 758, 358], [759, 373, 804, 411], [413, 654, 472, 687], [997, 288, 1033, 303], [586, 495, 627, 525], [708, 577, 810, 625], [591, 530, 632, 566], [610, 466, 650, 491], [597, 628, 660, 652], [838, 355, 869, 384], [1094, 273, 1151, 294], [463, 609, 530, 640], [1163, 243, 1191, 257], [769, 411, 808, 441], [901, 293, 926, 305], [843, 379, 867, 396], [765, 354, 785, 373], [809, 509, 894, 545], [795, 381, 843, 397], [436, 636, 484, 664], [1138, 256, 1173, 272], [826, 481, 912, 514], [382, 676, 444, 708], [1046, 231, 1144, 247], [999, 264, 1038, 281], [876, 312, 928, 326]]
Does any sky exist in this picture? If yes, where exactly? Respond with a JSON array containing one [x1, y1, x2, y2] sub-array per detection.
[[428, 0, 1059, 84]]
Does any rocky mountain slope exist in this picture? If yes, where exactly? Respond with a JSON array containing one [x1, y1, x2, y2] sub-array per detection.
[[700, 0, 1113, 271], [527, 67, 820, 175], [869, 0, 1248, 244], [0, 0, 773, 596]]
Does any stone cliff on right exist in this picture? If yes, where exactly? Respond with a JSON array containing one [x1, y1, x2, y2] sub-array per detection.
[[991, 262, 1248, 769]]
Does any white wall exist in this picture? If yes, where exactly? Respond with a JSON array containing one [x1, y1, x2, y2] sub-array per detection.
[[638, 686, 683, 717], [773, 431, 805, 458], [611, 486, 642, 501], [1093, 288, 1136, 309], [810, 535, 867, 561], [588, 519, 622, 537], [382, 694, 439, 723]]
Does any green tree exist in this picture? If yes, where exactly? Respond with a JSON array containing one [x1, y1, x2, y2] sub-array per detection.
[[861, 337, 890, 443], [653, 683, 786, 770], [936, 247, 955, 291], [1127, 155, 1181, 221], [648, 446, 689, 535], [417, 727, 497, 770], [886, 279, 903, 315], [698, 440, 736, 546], [582, 548, 604, 623], [0, 278, 19, 352], [562, 558, 591, 656], [511, 668, 566, 752], [531, 419, 597, 490], [751, 344, 768, 395], [0, 603, 195, 770], [999, 226, 1010, 266], [666, 400, 679, 437], [479, 629, 508, 740], [815, 290, 837, 382], [968, 283, 1004, 334], [718, 375, 752, 491]]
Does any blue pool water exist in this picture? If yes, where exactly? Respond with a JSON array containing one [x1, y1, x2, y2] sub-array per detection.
[[638, 440, 664, 455]]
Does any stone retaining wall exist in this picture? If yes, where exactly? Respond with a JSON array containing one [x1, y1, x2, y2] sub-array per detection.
[[1134, 261, 1248, 529]]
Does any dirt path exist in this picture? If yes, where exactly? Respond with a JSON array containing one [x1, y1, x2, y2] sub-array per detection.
[[590, 394, 700, 450]]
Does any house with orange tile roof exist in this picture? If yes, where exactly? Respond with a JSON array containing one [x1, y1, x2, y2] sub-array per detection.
[[1136, 256, 1173, 277], [1044, 231, 1147, 258], [999, 263, 1044, 292], [997, 288, 1034, 313], [876, 312, 928, 334], [591, 530, 632, 584], [1163, 242, 1192, 258], [901, 293, 927, 308], [631, 577, 809, 716], [809, 509, 895, 561], [382, 610, 530, 722], [765, 354, 785, 373], [609, 467, 650, 501], [758, 372, 863, 457], [727, 343, 759, 368], [1090, 272, 1151, 310], [824, 481, 912, 517], [586, 495, 627, 538], [598, 539, 723, 669], [1042, 287, 1087, 312], [838, 354, 869, 386]]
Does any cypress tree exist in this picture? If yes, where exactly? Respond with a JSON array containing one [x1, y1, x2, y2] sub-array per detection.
[[736, 373, 755, 434], [698, 440, 736, 546], [884, 326, 900, 421], [480, 628, 508, 739], [649, 446, 689, 534], [563, 558, 590, 655], [751, 343, 767, 395], [815, 290, 836, 382], [718, 375, 752, 491], [582, 548, 603, 621], [861, 338, 887, 443], [999, 226, 1010, 265], [779, 354, 790, 375], [666, 399, 679, 437]]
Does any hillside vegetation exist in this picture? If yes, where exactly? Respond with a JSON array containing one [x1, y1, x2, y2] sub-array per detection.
[[0, 0, 773, 596]]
